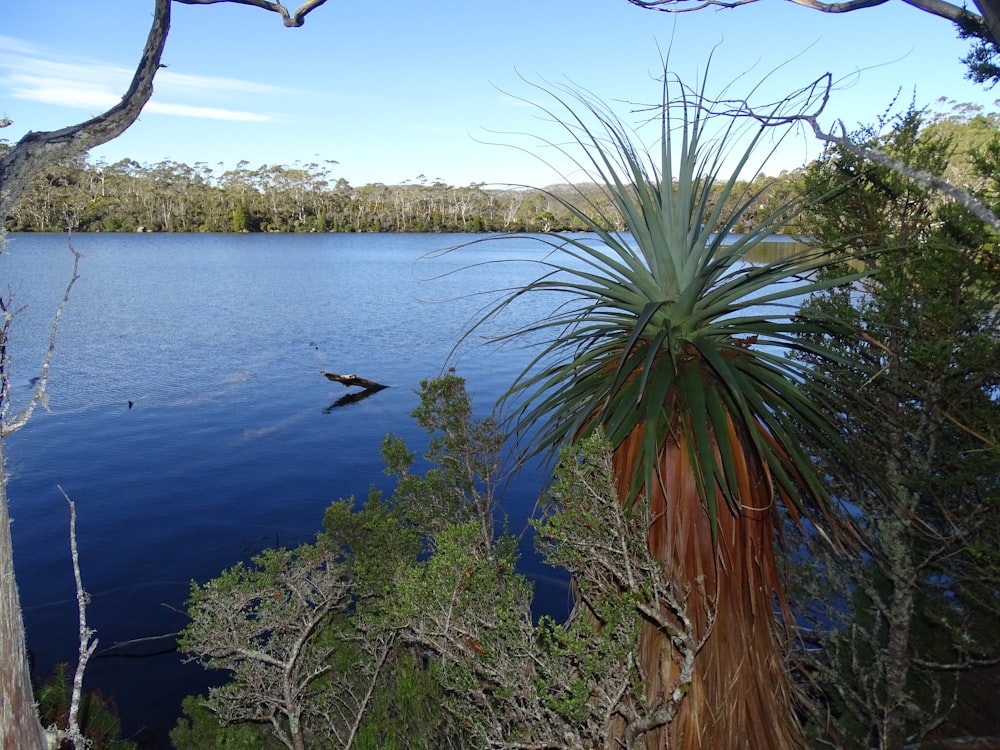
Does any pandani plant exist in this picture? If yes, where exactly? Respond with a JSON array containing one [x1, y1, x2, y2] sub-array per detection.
[[466, 68, 868, 749]]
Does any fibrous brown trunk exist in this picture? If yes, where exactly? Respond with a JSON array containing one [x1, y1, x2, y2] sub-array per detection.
[[609, 421, 801, 750]]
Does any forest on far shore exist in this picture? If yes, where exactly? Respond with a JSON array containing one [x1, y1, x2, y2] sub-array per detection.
[[0, 150, 803, 235], [1, 100, 994, 237]]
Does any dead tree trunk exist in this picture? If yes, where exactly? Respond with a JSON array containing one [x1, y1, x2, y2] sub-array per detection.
[[0, 442, 47, 750], [0, 2, 327, 747]]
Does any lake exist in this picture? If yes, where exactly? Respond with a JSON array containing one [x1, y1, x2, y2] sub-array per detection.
[[2, 230, 802, 746], [2, 231, 575, 746]]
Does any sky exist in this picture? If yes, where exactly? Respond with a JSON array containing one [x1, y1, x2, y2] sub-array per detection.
[[1, 0, 998, 189]]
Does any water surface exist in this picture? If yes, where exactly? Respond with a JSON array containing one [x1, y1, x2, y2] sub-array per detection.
[[3, 231, 563, 744]]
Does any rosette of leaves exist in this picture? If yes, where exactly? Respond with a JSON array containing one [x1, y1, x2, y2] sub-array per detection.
[[464, 66, 870, 748]]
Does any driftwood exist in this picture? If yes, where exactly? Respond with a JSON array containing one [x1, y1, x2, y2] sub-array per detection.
[[321, 372, 388, 391], [321, 372, 388, 412]]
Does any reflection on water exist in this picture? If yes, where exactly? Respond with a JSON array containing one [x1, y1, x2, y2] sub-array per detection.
[[745, 238, 807, 263]]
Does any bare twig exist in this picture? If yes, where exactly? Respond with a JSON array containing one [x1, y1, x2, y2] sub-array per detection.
[[342, 633, 395, 750], [93, 632, 180, 658], [699, 72, 1000, 234], [1, 236, 83, 436], [911, 654, 1000, 671], [58, 486, 98, 748]]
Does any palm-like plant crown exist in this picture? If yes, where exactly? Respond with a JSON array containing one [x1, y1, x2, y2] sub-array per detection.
[[482, 72, 861, 540], [466, 70, 866, 748]]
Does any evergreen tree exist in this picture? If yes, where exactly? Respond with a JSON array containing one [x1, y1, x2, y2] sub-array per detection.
[[792, 107, 1000, 749]]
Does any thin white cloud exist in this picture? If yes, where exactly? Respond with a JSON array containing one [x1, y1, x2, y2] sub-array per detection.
[[0, 35, 43, 58], [146, 101, 275, 122], [155, 69, 293, 98], [0, 35, 290, 122], [10, 78, 119, 110]]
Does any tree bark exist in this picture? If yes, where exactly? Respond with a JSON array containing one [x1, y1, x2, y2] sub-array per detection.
[[607, 422, 802, 750], [0, 441, 48, 750], [625, 0, 1000, 46], [174, 0, 329, 27], [971, 0, 1000, 48], [0, 3, 327, 747], [0, 1, 329, 220]]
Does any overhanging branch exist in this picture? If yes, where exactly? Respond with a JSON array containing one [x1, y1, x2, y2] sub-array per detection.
[[698, 72, 1000, 235], [624, 0, 996, 45], [0, 0, 170, 219], [173, 0, 328, 27], [807, 118, 1000, 234], [0, 0, 328, 221]]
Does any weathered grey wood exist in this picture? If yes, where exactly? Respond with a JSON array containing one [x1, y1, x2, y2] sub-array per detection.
[[321, 372, 389, 391], [0, 3, 327, 747]]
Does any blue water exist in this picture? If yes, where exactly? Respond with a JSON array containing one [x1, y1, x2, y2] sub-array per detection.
[[2, 232, 571, 745]]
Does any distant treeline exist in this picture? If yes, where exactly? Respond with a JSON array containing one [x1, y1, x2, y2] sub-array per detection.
[[0, 150, 804, 235], [2, 104, 993, 236]]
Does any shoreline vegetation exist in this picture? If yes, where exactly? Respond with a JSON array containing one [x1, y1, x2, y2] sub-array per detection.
[[4, 101, 990, 237], [0, 152, 805, 236]]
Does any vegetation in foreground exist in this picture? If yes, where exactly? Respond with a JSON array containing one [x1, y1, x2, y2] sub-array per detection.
[[7, 64, 997, 750], [790, 105, 1000, 749], [171, 90, 999, 750], [176, 373, 692, 749]]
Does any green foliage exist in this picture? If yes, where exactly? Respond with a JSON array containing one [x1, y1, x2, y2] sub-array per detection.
[[178, 543, 358, 748], [177, 374, 501, 749], [793, 103, 1000, 748], [346, 654, 464, 750], [532, 433, 648, 717], [318, 494, 421, 601], [36, 662, 137, 750], [231, 202, 250, 232], [468, 72, 867, 544], [2, 151, 805, 235], [956, 14, 1000, 87], [170, 695, 280, 750], [178, 371, 701, 747], [386, 371, 504, 546], [388, 427, 689, 748]]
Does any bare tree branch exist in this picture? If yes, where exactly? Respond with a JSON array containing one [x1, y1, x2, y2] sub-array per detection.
[[58, 486, 98, 750], [1, 236, 82, 437], [699, 72, 1000, 234], [912, 654, 1000, 671], [624, 0, 998, 45], [342, 633, 394, 750], [0, 0, 170, 219], [0, 0, 329, 220], [173, 0, 328, 27], [805, 116, 1000, 234]]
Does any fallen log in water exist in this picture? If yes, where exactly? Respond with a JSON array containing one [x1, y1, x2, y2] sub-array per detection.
[[321, 372, 388, 391]]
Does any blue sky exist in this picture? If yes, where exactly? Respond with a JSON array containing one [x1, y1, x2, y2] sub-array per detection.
[[1, 1, 997, 188]]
